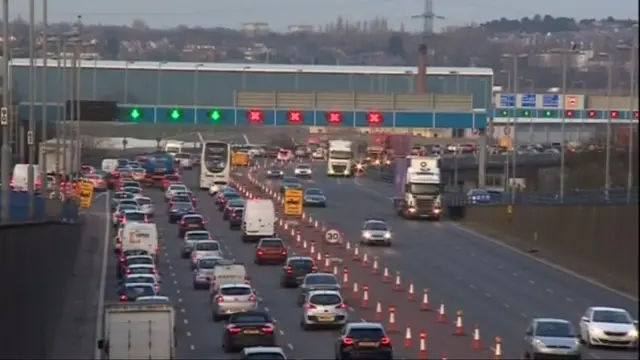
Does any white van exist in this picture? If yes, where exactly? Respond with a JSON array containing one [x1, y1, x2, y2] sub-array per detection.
[[11, 164, 41, 190], [101, 158, 119, 173], [208, 262, 248, 298], [241, 199, 276, 243], [121, 223, 159, 256]]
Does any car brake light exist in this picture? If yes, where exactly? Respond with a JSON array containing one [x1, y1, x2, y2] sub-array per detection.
[[257, 249, 264, 256], [215, 296, 224, 303], [304, 304, 317, 310], [126, 268, 131, 274], [336, 303, 347, 309], [248, 295, 256, 301], [281, 249, 287, 255], [180, 220, 186, 226], [244, 276, 251, 284], [380, 337, 391, 345], [119, 295, 127, 301], [262, 326, 274, 334], [119, 257, 125, 263], [311, 266, 318, 273], [285, 266, 293, 274], [228, 327, 242, 334], [154, 284, 160, 292], [342, 337, 354, 346]]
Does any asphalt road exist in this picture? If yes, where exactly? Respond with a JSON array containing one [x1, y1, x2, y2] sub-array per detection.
[[242, 158, 639, 360], [105, 169, 435, 359]]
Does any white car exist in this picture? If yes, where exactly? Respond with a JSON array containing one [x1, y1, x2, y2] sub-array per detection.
[[165, 184, 188, 200], [294, 164, 313, 177], [175, 153, 193, 169], [136, 197, 154, 216], [360, 219, 392, 246], [190, 240, 224, 268], [579, 306, 639, 348], [209, 184, 229, 196], [112, 204, 139, 226], [242, 347, 287, 360]]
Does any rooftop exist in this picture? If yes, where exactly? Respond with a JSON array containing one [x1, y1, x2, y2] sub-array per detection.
[[9, 59, 494, 77]]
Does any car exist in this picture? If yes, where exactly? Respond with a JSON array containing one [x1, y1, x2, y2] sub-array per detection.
[[294, 164, 313, 177], [254, 238, 288, 265], [297, 273, 341, 305], [181, 230, 213, 258], [121, 210, 149, 226], [121, 274, 160, 294], [118, 283, 158, 302], [85, 173, 108, 191], [168, 194, 192, 208], [121, 180, 141, 189], [136, 196, 154, 216], [212, 284, 259, 322], [228, 207, 244, 230], [161, 174, 181, 191], [280, 256, 317, 288], [130, 168, 146, 181], [300, 290, 348, 329], [165, 184, 188, 202], [208, 183, 228, 196], [178, 214, 206, 237], [241, 346, 287, 360], [192, 256, 225, 290], [303, 188, 327, 207], [334, 322, 393, 360], [168, 202, 195, 223], [218, 192, 242, 211], [175, 153, 194, 169], [190, 240, 224, 268], [222, 310, 276, 352], [279, 181, 302, 194], [216, 188, 238, 206], [112, 204, 139, 226], [360, 219, 392, 246], [265, 166, 284, 179], [110, 191, 135, 211], [118, 255, 156, 278], [223, 198, 246, 220], [467, 189, 492, 204], [125, 264, 161, 283], [524, 318, 581, 359], [579, 307, 639, 349]]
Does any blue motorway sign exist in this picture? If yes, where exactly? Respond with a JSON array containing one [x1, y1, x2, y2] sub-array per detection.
[[521, 93, 536, 107], [542, 94, 559, 108], [500, 94, 516, 107], [21, 104, 488, 129]]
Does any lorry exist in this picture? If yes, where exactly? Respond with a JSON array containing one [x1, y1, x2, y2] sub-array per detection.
[[143, 152, 176, 187], [326, 140, 354, 177], [39, 144, 74, 174], [164, 141, 183, 157], [97, 302, 176, 359], [392, 156, 443, 220]]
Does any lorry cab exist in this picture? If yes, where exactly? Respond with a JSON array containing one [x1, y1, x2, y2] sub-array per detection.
[[393, 156, 443, 220]]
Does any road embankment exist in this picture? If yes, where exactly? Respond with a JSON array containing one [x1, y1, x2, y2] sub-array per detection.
[[461, 204, 639, 297]]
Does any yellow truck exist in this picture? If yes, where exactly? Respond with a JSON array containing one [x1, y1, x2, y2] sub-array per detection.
[[231, 152, 250, 166]]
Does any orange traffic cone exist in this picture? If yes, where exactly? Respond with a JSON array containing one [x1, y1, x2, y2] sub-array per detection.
[[472, 324, 482, 349], [361, 252, 369, 267], [352, 245, 360, 261], [393, 271, 403, 292], [493, 337, 502, 359], [375, 302, 383, 321], [332, 265, 339, 276], [381, 266, 391, 283], [351, 282, 360, 300], [361, 285, 370, 308], [407, 282, 416, 301], [302, 239, 308, 250], [316, 251, 322, 263], [404, 325, 413, 348], [453, 310, 465, 335], [345, 241, 351, 252], [420, 289, 431, 311], [372, 257, 380, 275], [342, 267, 350, 289], [418, 331, 427, 359], [310, 242, 316, 256], [295, 233, 302, 247], [387, 306, 397, 333], [323, 255, 331, 272], [437, 302, 447, 323]]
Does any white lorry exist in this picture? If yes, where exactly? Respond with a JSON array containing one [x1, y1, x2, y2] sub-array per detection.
[[326, 140, 353, 177], [164, 141, 183, 157], [392, 156, 443, 220], [39, 144, 73, 174], [98, 303, 176, 359]]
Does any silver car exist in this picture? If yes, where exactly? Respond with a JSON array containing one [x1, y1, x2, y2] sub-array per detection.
[[190, 240, 224, 268], [300, 290, 348, 329], [297, 273, 341, 306], [175, 153, 193, 169], [524, 318, 581, 359], [360, 219, 392, 246], [181, 230, 212, 258], [578, 306, 639, 349], [211, 283, 258, 321], [136, 197, 154, 216], [192, 256, 224, 290], [303, 188, 327, 207]]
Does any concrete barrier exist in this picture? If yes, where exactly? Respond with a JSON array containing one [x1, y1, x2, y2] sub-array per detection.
[[461, 204, 639, 296], [0, 221, 84, 358]]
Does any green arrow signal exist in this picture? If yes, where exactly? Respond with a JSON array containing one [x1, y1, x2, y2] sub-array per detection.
[[210, 109, 222, 122], [130, 108, 142, 120], [169, 109, 182, 121]]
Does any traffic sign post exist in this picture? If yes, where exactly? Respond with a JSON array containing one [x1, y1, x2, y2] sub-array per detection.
[[283, 188, 303, 216], [27, 131, 34, 145], [325, 229, 342, 244], [0, 107, 8, 126], [78, 180, 95, 209]]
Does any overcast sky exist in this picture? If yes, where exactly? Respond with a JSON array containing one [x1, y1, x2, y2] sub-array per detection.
[[5, 0, 639, 32]]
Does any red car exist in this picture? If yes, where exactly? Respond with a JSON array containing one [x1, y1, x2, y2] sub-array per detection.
[[162, 174, 181, 191], [254, 238, 288, 265]]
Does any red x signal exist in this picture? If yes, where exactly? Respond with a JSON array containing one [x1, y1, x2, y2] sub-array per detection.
[[247, 109, 264, 123], [633, 110, 639, 120], [610, 110, 620, 119], [325, 111, 343, 125], [587, 110, 597, 118], [367, 111, 383, 125], [287, 110, 303, 124]]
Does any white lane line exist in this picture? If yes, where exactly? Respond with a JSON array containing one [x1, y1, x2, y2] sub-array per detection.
[[183, 319, 189, 324], [546, 288, 554, 293], [287, 343, 294, 350], [186, 331, 191, 337], [279, 330, 285, 336], [94, 191, 111, 360], [190, 344, 195, 350]]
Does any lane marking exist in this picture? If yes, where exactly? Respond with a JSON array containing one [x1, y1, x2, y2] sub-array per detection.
[[93, 191, 110, 360]]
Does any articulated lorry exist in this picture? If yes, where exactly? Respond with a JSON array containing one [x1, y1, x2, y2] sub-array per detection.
[[97, 302, 176, 359], [326, 140, 354, 177], [392, 156, 443, 220], [144, 151, 176, 187]]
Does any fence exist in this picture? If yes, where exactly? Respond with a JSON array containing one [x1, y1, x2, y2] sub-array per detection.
[[0, 190, 80, 226]]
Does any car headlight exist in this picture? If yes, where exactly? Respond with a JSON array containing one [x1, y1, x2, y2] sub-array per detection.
[[533, 339, 547, 349], [384, 232, 391, 239], [589, 327, 604, 336], [629, 328, 638, 337], [363, 231, 372, 238]]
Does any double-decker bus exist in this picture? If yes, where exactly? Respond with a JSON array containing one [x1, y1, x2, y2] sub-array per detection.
[[199, 141, 231, 191]]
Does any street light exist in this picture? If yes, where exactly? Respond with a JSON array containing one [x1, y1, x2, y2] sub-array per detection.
[[193, 63, 204, 123], [1, 0, 11, 221], [123, 60, 135, 103], [155, 61, 168, 123], [559, 41, 581, 201], [597, 52, 614, 193]]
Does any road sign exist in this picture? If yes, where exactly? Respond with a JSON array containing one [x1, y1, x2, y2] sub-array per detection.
[[325, 111, 343, 124], [27, 130, 34, 145], [521, 93, 536, 107], [78, 180, 95, 209], [287, 110, 303, 124], [542, 94, 559, 108], [499, 94, 515, 107], [283, 188, 303, 216], [325, 229, 342, 244], [367, 111, 383, 125], [0, 107, 7, 126], [247, 109, 264, 123]]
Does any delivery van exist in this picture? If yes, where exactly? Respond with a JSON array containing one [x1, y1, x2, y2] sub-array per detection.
[[121, 223, 159, 258], [11, 163, 41, 190], [241, 199, 276, 243], [208, 262, 248, 299]]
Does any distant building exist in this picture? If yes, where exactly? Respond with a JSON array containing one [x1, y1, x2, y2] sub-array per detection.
[[242, 22, 269, 37], [9, 59, 494, 109], [288, 25, 315, 33]]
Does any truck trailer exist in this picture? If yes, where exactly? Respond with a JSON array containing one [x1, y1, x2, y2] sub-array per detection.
[[392, 155, 443, 220]]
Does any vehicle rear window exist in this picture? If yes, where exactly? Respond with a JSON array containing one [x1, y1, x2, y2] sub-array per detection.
[[348, 327, 386, 340], [231, 313, 270, 323], [183, 216, 203, 224], [232, 209, 244, 216], [197, 259, 219, 269], [137, 198, 152, 205], [124, 187, 141, 194], [172, 196, 191, 203], [119, 205, 137, 212], [125, 212, 146, 222], [220, 287, 252, 296], [245, 353, 285, 360], [127, 257, 153, 266], [195, 242, 219, 251], [114, 192, 133, 199], [260, 239, 284, 248], [306, 275, 338, 285], [123, 250, 150, 257], [309, 294, 341, 305], [125, 285, 155, 298], [289, 259, 313, 269], [128, 267, 154, 275], [225, 193, 241, 200], [126, 276, 155, 284], [186, 233, 210, 240], [165, 175, 179, 181]]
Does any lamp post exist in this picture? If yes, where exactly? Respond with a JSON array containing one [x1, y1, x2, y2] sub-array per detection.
[[559, 41, 580, 201], [1, 0, 11, 221], [598, 52, 614, 193], [193, 63, 203, 123], [155, 61, 167, 123], [123, 60, 134, 103]]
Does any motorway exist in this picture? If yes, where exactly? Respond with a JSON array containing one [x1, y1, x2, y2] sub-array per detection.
[[239, 158, 640, 359]]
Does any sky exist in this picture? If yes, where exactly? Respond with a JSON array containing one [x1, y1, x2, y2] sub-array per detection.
[[4, 0, 639, 32]]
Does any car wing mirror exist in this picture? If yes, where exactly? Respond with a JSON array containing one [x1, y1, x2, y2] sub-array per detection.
[[581, 317, 589, 323]]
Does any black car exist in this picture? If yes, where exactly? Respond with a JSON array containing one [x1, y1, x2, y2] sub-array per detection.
[[218, 192, 242, 211], [118, 283, 157, 302], [335, 322, 393, 360], [280, 256, 317, 288], [265, 166, 284, 179], [178, 214, 206, 237], [168, 202, 195, 223], [222, 311, 276, 353], [228, 208, 243, 230], [223, 199, 245, 220]]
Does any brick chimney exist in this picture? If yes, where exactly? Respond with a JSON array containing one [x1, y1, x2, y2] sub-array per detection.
[[417, 44, 427, 93]]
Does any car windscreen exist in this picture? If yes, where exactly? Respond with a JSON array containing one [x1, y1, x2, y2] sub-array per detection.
[[348, 327, 386, 340], [365, 222, 388, 231], [289, 259, 313, 269]]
